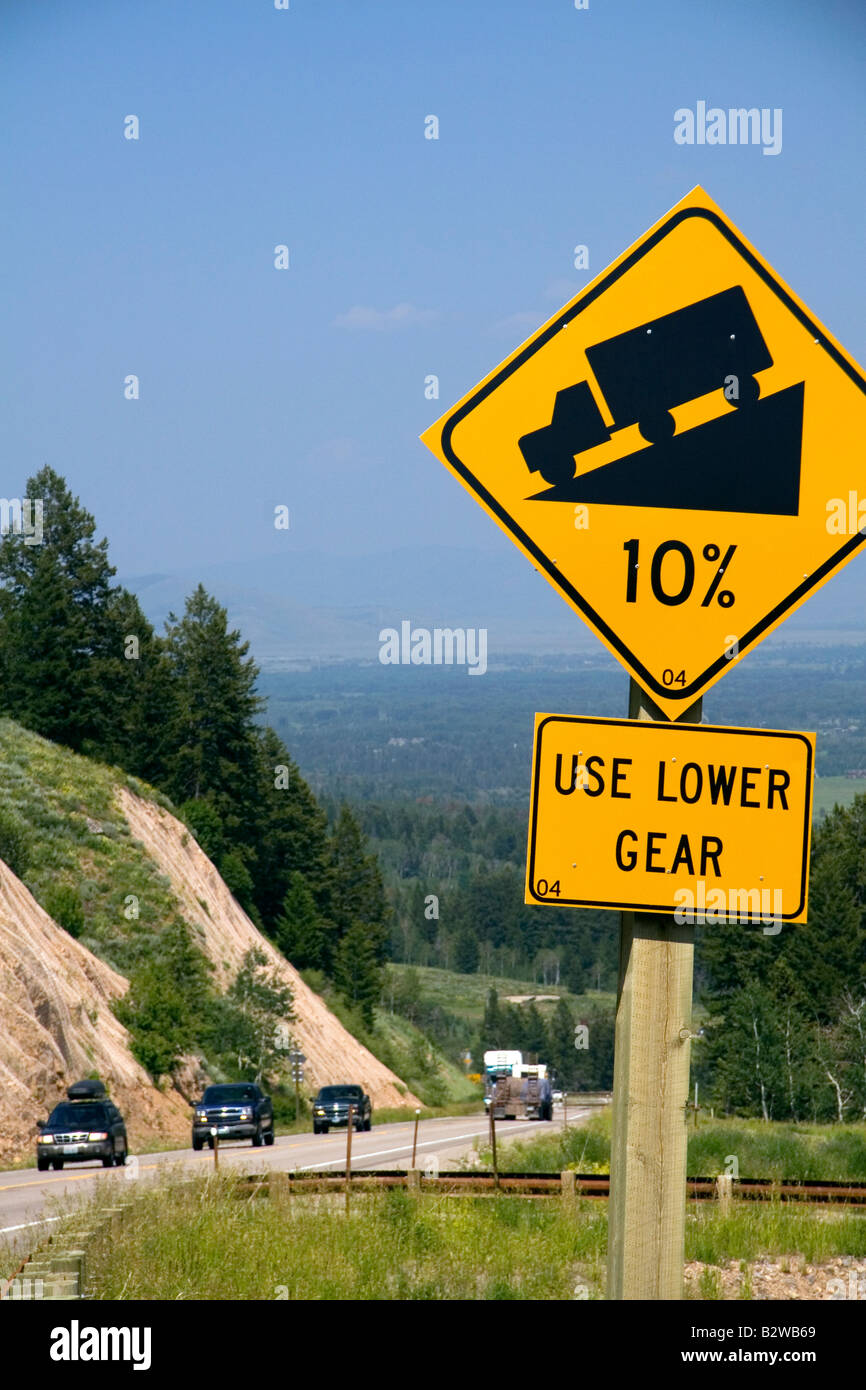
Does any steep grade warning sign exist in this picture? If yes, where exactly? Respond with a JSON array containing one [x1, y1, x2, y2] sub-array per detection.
[[421, 186, 866, 718], [525, 715, 814, 923]]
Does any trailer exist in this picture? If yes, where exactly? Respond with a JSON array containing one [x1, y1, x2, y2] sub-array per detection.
[[491, 1067, 553, 1121], [519, 285, 773, 486], [483, 1049, 523, 1111]]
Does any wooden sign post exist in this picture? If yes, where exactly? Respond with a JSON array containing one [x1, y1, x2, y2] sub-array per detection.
[[606, 681, 700, 1301]]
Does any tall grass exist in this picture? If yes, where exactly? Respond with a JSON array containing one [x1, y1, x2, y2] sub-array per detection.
[[686, 1203, 866, 1266], [76, 1172, 866, 1300], [688, 1122, 866, 1181], [85, 1174, 607, 1300], [483, 1111, 866, 1182]]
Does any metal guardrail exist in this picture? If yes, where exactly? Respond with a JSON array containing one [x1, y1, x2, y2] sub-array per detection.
[[238, 1169, 866, 1204]]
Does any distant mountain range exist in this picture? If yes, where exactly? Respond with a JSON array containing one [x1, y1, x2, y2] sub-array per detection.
[[123, 544, 866, 670]]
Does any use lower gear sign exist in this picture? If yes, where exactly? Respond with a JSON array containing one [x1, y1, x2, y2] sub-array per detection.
[[421, 186, 866, 1301], [421, 185, 866, 719]]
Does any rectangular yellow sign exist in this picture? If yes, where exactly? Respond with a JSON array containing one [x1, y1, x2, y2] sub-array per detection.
[[526, 715, 815, 924]]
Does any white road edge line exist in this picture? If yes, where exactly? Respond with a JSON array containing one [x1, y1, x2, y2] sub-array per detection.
[[0, 1214, 63, 1235]]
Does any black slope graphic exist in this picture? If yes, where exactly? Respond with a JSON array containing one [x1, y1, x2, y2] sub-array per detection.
[[531, 381, 805, 516]]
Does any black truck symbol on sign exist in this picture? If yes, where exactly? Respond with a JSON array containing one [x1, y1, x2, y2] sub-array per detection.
[[519, 286, 773, 488]]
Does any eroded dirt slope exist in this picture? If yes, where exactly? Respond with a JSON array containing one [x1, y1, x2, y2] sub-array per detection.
[[117, 787, 421, 1109], [0, 863, 190, 1166]]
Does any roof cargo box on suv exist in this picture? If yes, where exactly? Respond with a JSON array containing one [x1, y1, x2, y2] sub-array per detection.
[[67, 1079, 107, 1100]]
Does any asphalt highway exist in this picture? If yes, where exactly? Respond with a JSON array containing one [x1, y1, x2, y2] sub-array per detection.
[[0, 1106, 593, 1259]]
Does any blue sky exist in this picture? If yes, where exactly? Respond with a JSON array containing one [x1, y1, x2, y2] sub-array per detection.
[[1, 0, 864, 576]]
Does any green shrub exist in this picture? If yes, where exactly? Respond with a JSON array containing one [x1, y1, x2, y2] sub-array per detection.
[[0, 807, 31, 878], [299, 967, 327, 995], [414, 1075, 449, 1108], [178, 799, 224, 861], [219, 850, 262, 923], [43, 883, 85, 938]]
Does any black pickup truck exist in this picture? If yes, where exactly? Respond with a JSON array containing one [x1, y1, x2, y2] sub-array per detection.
[[312, 1084, 372, 1134], [192, 1083, 275, 1149]]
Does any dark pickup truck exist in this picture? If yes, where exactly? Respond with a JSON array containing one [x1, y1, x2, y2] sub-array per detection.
[[312, 1084, 372, 1134], [192, 1083, 275, 1149]]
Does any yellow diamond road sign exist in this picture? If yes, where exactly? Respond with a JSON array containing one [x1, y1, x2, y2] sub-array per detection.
[[525, 714, 815, 923], [421, 186, 866, 717]]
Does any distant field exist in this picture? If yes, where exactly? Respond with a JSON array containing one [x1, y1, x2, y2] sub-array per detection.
[[813, 776, 864, 819], [388, 962, 615, 1026]]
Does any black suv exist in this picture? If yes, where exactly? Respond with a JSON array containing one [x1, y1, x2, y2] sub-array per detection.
[[312, 1084, 372, 1134], [192, 1083, 275, 1149], [36, 1081, 128, 1171]]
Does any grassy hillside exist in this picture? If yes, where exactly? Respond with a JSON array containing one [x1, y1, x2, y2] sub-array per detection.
[[301, 968, 480, 1107], [0, 717, 182, 975]]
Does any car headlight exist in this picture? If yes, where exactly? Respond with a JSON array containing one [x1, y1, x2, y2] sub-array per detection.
[[88, 1132, 109, 1141], [315, 1108, 325, 1115], [195, 1110, 207, 1120], [38, 1134, 54, 1144], [241, 1108, 253, 1119]]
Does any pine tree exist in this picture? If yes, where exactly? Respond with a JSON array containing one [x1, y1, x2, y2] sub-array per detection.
[[162, 585, 262, 833], [548, 997, 576, 1089], [219, 849, 262, 924], [480, 988, 503, 1050], [454, 927, 479, 974], [519, 1002, 549, 1060], [95, 586, 178, 783], [0, 467, 124, 749], [706, 980, 786, 1120], [783, 818, 865, 1022], [334, 921, 382, 1030], [273, 872, 331, 971], [248, 727, 332, 930], [329, 804, 389, 962], [178, 799, 225, 863]]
